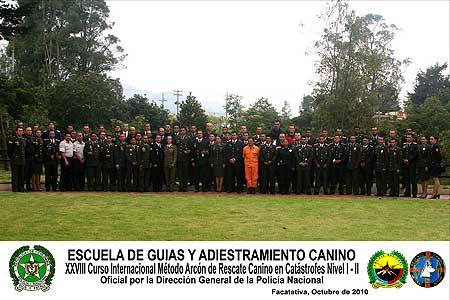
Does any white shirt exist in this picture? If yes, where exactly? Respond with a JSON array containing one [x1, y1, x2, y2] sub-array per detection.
[[73, 140, 85, 160], [59, 140, 74, 157]]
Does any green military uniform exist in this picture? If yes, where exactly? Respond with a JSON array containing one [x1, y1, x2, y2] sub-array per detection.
[[43, 139, 59, 191], [345, 142, 361, 195], [84, 140, 102, 191], [177, 134, 192, 192], [138, 142, 152, 192], [294, 144, 313, 194], [387, 146, 402, 197], [259, 142, 276, 194], [374, 144, 388, 196], [164, 144, 177, 192], [24, 134, 35, 191], [101, 142, 115, 191], [114, 141, 128, 191], [313, 143, 329, 194], [290, 140, 302, 193], [328, 143, 347, 194], [402, 142, 418, 197], [126, 144, 139, 191], [359, 144, 374, 195], [7, 134, 26, 192], [210, 142, 225, 178], [416, 144, 431, 182]]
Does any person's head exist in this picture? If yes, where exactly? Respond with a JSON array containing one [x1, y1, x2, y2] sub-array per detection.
[[265, 135, 272, 144], [64, 132, 71, 141], [420, 135, 427, 145], [106, 135, 112, 144], [288, 125, 295, 134], [71, 130, 77, 140], [114, 125, 121, 133], [32, 124, 39, 132], [35, 129, 42, 138], [130, 127, 136, 135], [274, 120, 281, 129], [294, 132, 301, 141], [406, 133, 414, 143], [166, 135, 173, 145], [180, 126, 187, 135], [48, 130, 55, 139], [83, 125, 90, 134], [349, 135, 356, 144], [318, 135, 325, 144], [371, 127, 378, 135], [389, 130, 397, 138], [334, 135, 341, 144], [222, 126, 228, 134], [144, 123, 151, 131], [190, 125, 197, 133], [90, 132, 97, 141], [305, 129, 312, 137], [47, 122, 55, 130], [243, 132, 249, 140], [279, 132, 286, 141], [135, 133, 142, 141], [16, 127, 23, 136], [377, 136, 384, 145], [196, 130, 203, 139], [25, 127, 32, 136], [130, 137, 136, 145], [406, 127, 413, 135], [119, 133, 125, 142], [261, 133, 266, 141], [336, 128, 343, 136], [77, 132, 83, 142], [155, 135, 162, 143], [282, 138, 289, 148], [248, 137, 254, 147], [256, 127, 262, 135], [206, 122, 213, 133], [240, 125, 247, 133], [300, 136, 307, 144], [143, 135, 149, 143], [390, 138, 397, 147], [165, 123, 171, 132], [225, 132, 231, 140], [17, 121, 24, 128], [99, 131, 106, 140], [158, 127, 165, 135], [321, 128, 328, 137], [362, 137, 369, 145], [122, 123, 129, 131], [209, 133, 215, 142], [173, 124, 180, 133], [353, 126, 361, 135], [430, 135, 438, 145], [215, 135, 222, 144], [66, 124, 74, 133], [98, 125, 105, 132], [231, 132, 238, 140]]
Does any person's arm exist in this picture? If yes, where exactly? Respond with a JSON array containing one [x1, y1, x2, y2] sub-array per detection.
[[60, 142, 69, 166]]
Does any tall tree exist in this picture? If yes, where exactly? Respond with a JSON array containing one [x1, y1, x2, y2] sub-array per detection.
[[408, 62, 450, 107], [300, 95, 314, 113], [312, 0, 408, 131], [0, 0, 32, 40], [406, 96, 450, 136], [280, 100, 292, 125], [224, 93, 244, 131], [12, 0, 125, 85], [178, 93, 208, 129], [125, 94, 169, 130], [242, 97, 280, 133]]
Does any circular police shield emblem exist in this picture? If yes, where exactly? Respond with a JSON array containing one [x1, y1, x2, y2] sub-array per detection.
[[410, 251, 445, 288], [9, 245, 55, 292], [367, 250, 407, 288]]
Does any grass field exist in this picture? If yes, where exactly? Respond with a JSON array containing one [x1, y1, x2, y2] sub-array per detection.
[[0, 192, 448, 240]]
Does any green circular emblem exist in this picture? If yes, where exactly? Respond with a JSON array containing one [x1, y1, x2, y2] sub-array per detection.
[[9, 245, 55, 292]]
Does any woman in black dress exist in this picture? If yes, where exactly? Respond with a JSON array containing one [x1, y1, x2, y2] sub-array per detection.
[[429, 135, 443, 199], [417, 135, 431, 198]]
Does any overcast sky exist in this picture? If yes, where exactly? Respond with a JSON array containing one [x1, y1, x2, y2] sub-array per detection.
[[107, 1, 450, 115]]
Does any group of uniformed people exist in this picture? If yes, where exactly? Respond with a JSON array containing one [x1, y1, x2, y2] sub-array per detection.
[[7, 120, 444, 198]]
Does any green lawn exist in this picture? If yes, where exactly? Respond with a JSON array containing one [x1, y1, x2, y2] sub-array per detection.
[[0, 193, 448, 240]]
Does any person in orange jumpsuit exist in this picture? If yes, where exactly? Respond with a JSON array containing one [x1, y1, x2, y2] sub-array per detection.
[[242, 137, 260, 194]]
